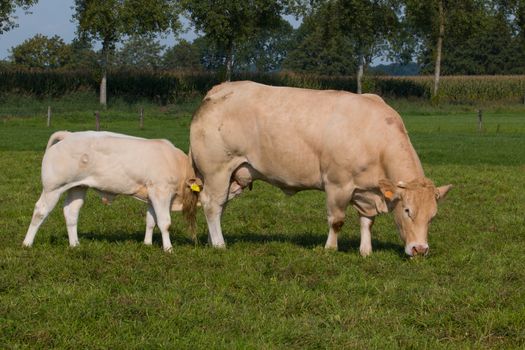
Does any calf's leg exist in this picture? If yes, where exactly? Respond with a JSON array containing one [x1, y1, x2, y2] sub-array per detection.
[[144, 204, 156, 245], [149, 190, 173, 252], [359, 215, 375, 257], [23, 189, 62, 247], [63, 187, 87, 247]]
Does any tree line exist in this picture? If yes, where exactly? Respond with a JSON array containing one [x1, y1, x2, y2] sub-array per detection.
[[2, 0, 525, 104]]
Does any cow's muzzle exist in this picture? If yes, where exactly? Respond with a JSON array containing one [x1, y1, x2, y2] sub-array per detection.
[[406, 243, 429, 257]]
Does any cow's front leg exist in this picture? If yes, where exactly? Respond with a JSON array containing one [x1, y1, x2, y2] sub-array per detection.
[[63, 187, 87, 247], [324, 185, 352, 250], [359, 215, 375, 257]]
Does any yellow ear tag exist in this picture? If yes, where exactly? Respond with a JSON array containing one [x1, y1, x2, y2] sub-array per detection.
[[190, 183, 201, 193], [384, 190, 393, 199]]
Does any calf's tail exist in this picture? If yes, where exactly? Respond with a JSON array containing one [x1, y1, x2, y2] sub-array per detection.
[[181, 148, 201, 243], [46, 131, 71, 150]]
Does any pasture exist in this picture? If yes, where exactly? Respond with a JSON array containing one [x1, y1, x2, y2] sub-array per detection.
[[1, 94, 524, 348]]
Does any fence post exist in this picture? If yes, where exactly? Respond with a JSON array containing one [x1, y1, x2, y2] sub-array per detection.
[[95, 111, 100, 131], [139, 107, 144, 130], [477, 109, 483, 133], [47, 106, 51, 127]]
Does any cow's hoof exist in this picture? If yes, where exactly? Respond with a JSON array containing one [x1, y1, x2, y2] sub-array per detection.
[[164, 247, 173, 253]]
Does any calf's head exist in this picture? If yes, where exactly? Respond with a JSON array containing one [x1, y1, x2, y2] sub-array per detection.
[[379, 178, 452, 257]]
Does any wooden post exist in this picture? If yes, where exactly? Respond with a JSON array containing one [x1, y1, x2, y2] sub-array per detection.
[[477, 109, 483, 132], [139, 107, 144, 130], [47, 106, 51, 127], [95, 111, 100, 131]]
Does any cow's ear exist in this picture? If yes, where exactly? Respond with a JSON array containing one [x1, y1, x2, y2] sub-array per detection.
[[379, 179, 399, 202], [186, 178, 203, 193], [435, 184, 452, 203]]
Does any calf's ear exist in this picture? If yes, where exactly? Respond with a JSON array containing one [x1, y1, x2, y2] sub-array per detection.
[[435, 184, 452, 203], [378, 179, 399, 202]]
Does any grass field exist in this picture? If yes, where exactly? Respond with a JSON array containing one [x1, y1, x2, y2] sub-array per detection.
[[1, 94, 524, 348]]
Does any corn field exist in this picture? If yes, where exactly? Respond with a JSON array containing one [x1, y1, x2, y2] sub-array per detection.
[[1, 68, 524, 104]]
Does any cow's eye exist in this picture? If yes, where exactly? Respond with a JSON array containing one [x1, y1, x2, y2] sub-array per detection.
[[404, 207, 412, 219]]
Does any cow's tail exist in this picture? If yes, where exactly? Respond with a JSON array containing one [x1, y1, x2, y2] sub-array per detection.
[[181, 148, 201, 244], [46, 131, 71, 150]]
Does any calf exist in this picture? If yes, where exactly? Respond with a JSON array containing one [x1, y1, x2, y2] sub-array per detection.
[[23, 131, 201, 251]]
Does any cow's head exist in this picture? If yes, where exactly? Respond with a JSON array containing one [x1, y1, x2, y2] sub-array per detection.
[[379, 178, 452, 257]]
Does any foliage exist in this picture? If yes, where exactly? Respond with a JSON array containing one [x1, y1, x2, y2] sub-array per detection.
[[163, 39, 203, 71], [64, 37, 99, 71], [181, 0, 289, 79], [235, 19, 294, 72], [404, 0, 525, 75], [114, 35, 165, 70], [1, 98, 525, 348], [72, 0, 180, 104], [283, 1, 357, 75], [0, 0, 37, 34], [10, 34, 72, 69]]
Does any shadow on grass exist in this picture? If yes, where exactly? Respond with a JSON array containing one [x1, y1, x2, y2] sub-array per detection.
[[217, 232, 406, 257], [79, 230, 195, 246], [78, 230, 405, 256]]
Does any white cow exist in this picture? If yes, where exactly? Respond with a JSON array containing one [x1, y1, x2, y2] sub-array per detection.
[[23, 131, 201, 251], [189, 81, 452, 256]]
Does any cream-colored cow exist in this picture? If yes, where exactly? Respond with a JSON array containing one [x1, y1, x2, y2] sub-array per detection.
[[23, 131, 200, 251], [189, 81, 452, 256]]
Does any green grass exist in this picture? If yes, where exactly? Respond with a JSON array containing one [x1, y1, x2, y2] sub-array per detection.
[[1, 94, 524, 349]]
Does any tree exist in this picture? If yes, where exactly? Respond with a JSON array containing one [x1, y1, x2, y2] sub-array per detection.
[[0, 0, 38, 34], [337, 0, 399, 93], [115, 35, 165, 70], [10, 34, 72, 68], [283, 2, 357, 75], [65, 36, 99, 70], [73, 0, 180, 106], [403, 0, 486, 96], [404, 0, 525, 80], [181, 0, 290, 80], [163, 39, 202, 70], [236, 18, 294, 72]]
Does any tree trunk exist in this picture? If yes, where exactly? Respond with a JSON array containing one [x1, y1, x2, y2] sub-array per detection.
[[100, 70, 107, 107], [225, 42, 233, 82], [356, 54, 364, 94], [100, 44, 109, 107], [433, 0, 445, 97]]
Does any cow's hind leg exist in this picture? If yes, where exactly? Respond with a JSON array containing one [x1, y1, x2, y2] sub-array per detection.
[[324, 185, 352, 251], [63, 186, 87, 247], [23, 189, 63, 247], [149, 190, 173, 252], [359, 215, 375, 257], [200, 171, 232, 248], [144, 204, 156, 245]]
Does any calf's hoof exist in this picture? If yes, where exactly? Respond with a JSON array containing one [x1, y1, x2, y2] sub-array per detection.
[[359, 246, 372, 257]]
